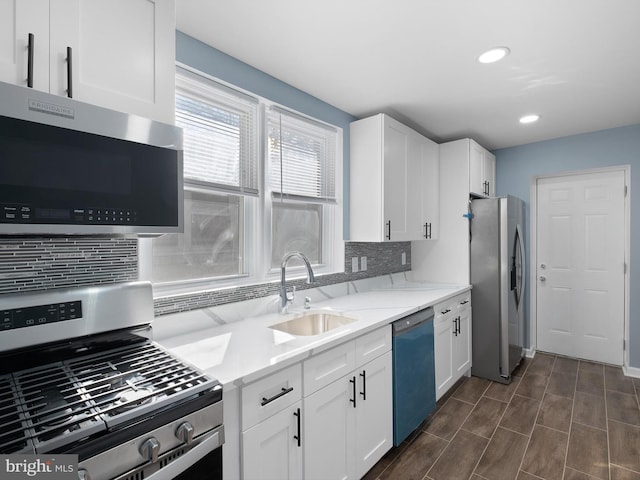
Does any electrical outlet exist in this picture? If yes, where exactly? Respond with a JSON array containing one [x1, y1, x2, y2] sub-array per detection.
[[352, 257, 359, 273], [401, 252, 406, 265], [360, 256, 367, 271]]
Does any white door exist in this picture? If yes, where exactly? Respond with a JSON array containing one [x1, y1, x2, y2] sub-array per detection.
[[304, 376, 355, 480], [383, 116, 410, 241], [49, 0, 175, 123], [354, 352, 393, 478], [453, 306, 472, 376], [536, 170, 626, 364], [434, 313, 453, 400], [242, 402, 303, 480]]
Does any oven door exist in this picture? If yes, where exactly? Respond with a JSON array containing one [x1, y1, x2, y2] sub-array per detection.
[[137, 425, 224, 480]]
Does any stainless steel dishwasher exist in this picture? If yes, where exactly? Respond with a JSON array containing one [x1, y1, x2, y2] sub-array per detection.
[[392, 307, 436, 445]]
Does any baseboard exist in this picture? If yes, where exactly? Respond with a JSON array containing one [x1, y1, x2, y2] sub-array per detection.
[[623, 365, 640, 378], [525, 348, 536, 358]]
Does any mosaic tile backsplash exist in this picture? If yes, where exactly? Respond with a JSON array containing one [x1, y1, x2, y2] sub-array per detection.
[[0, 237, 137, 295], [154, 241, 412, 315], [0, 238, 410, 315]]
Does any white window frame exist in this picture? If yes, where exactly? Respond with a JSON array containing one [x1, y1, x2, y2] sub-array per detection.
[[139, 65, 344, 296]]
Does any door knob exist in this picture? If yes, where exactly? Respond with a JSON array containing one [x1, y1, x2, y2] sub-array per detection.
[[540, 263, 546, 269], [539, 275, 546, 281]]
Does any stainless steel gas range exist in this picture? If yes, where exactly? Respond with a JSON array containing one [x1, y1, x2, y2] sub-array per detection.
[[0, 282, 223, 480]]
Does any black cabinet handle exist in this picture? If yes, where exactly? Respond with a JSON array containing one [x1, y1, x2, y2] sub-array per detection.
[[456, 316, 461, 335], [424, 222, 428, 239], [349, 376, 357, 408], [385, 220, 391, 240], [261, 386, 294, 406], [428, 222, 432, 239], [460, 300, 469, 305], [293, 408, 301, 447], [66, 46, 73, 98], [453, 317, 458, 336], [359, 370, 366, 400], [441, 308, 451, 315], [27, 33, 34, 88]]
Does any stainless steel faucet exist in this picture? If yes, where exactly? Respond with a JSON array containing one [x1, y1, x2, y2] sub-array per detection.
[[280, 251, 315, 313]]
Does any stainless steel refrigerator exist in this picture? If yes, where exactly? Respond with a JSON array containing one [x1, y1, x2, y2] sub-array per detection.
[[470, 195, 526, 384]]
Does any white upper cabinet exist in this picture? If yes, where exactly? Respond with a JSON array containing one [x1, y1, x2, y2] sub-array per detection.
[[350, 113, 439, 242], [469, 139, 496, 197], [0, 0, 175, 124]]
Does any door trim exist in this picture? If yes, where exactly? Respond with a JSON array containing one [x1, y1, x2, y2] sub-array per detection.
[[529, 165, 630, 366]]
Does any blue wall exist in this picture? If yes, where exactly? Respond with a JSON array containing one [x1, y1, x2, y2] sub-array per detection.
[[176, 31, 357, 237], [494, 124, 640, 367]]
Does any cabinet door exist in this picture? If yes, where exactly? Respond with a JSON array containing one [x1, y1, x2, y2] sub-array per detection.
[[0, 0, 49, 91], [355, 351, 393, 478], [434, 313, 454, 400], [49, 0, 175, 123], [242, 401, 303, 480], [469, 140, 486, 196], [382, 116, 411, 241], [453, 307, 472, 377], [304, 376, 356, 480], [484, 151, 496, 197], [417, 134, 439, 240]]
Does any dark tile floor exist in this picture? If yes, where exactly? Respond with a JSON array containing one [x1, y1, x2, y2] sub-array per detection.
[[363, 353, 640, 480]]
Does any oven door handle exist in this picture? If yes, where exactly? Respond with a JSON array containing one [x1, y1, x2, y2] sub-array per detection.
[[145, 425, 224, 480]]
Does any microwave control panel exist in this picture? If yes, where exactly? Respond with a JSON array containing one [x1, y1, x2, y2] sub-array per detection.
[[1, 204, 137, 225]]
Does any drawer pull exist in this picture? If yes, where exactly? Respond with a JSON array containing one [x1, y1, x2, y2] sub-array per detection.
[[261, 386, 294, 406], [460, 300, 469, 305], [441, 308, 451, 315]]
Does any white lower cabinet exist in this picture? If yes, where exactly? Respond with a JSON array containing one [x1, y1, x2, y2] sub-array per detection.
[[240, 326, 393, 480], [241, 364, 303, 480], [434, 292, 473, 400], [303, 327, 393, 480], [242, 401, 303, 480]]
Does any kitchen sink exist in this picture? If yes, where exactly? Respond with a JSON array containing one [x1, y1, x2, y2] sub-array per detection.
[[269, 312, 358, 336]]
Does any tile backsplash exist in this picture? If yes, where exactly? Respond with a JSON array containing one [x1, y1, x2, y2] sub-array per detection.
[[0, 238, 410, 315], [0, 237, 137, 295], [154, 241, 411, 315]]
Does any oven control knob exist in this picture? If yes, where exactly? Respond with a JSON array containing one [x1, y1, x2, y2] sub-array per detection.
[[176, 421, 195, 445], [140, 437, 161, 463], [78, 469, 91, 480]]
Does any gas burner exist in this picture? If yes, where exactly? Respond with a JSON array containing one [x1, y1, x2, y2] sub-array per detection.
[[35, 389, 75, 428], [110, 387, 156, 414]]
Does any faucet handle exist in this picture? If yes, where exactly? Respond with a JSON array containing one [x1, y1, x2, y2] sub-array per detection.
[[286, 286, 296, 302]]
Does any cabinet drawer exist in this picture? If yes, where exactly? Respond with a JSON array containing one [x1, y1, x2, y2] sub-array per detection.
[[242, 363, 302, 430], [435, 291, 471, 320], [303, 341, 356, 396], [355, 326, 391, 367]]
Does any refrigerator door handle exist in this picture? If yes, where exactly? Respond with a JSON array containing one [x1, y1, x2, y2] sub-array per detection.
[[515, 223, 526, 310]]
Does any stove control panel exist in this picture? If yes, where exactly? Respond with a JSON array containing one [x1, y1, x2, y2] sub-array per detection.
[[1, 300, 82, 331]]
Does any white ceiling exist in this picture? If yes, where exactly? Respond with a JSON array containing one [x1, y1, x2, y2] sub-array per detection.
[[177, 0, 640, 150]]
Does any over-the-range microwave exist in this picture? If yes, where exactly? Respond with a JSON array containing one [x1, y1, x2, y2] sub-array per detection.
[[0, 81, 183, 236]]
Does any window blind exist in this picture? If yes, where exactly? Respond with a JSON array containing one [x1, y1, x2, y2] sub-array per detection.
[[268, 107, 337, 203], [176, 70, 259, 196]]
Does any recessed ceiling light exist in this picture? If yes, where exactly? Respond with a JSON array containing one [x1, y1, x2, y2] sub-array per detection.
[[519, 114, 540, 124], [478, 47, 510, 64]]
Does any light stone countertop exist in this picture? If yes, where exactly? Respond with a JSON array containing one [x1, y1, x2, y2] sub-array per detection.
[[152, 274, 470, 390]]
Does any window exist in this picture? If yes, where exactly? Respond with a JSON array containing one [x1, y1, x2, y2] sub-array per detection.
[[152, 69, 258, 284], [150, 67, 343, 291], [267, 107, 339, 271]]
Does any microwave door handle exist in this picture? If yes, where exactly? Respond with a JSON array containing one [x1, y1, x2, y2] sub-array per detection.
[[66, 46, 73, 98], [27, 33, 34, 88]]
